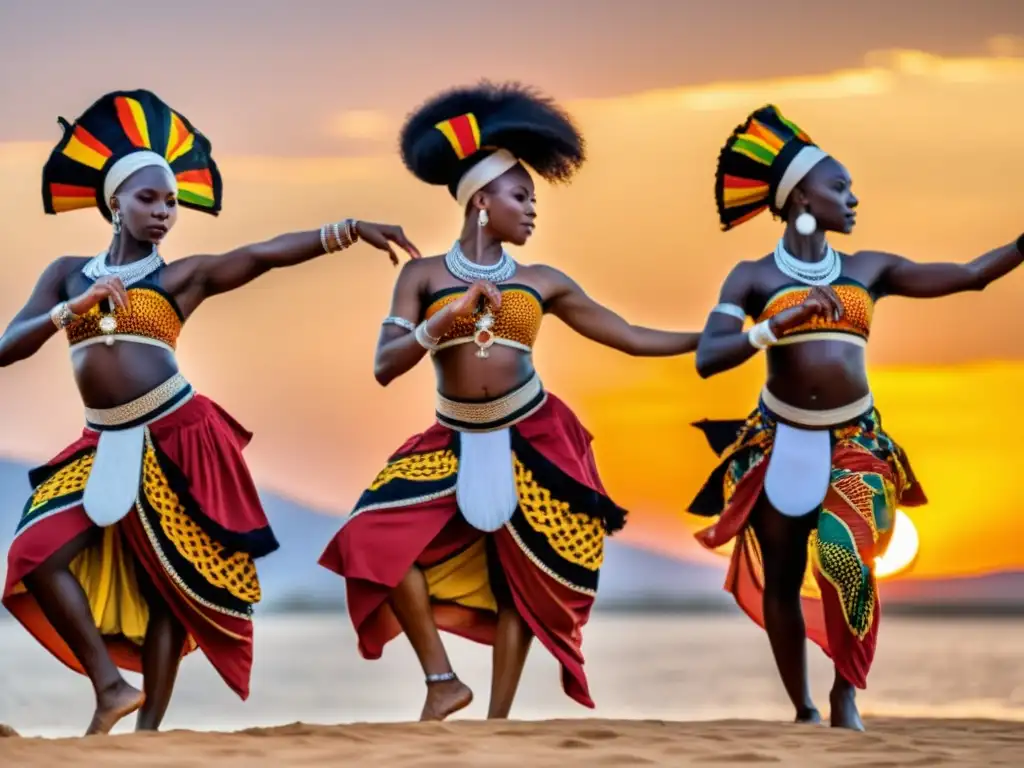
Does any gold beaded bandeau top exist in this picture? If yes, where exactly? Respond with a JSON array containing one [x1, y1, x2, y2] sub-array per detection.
[[65, 283, 184, 353], [757, 279, 873, 347], [424, 284, 543, 353]]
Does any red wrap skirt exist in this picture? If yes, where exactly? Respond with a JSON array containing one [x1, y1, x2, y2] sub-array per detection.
[[3, 384, 277, 700], [319, 388, 627, 709]]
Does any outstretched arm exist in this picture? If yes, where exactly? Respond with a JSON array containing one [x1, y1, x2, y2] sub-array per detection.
[[542, 267, 699, 357], [172, 220, 421, 316], [869, 234, 1024, 299]]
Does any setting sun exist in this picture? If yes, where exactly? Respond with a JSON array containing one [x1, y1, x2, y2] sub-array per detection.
[[876, 510, 921, 579]]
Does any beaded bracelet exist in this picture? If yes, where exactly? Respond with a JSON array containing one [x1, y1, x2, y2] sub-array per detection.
[[747, 319, 778, 350], [49, 301, 78, 330], [320, 219, 360, 254], [414, 321, 441, 351]]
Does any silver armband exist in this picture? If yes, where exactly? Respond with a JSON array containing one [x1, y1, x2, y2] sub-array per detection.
[[382, 316, 416, 333], [711, 302, 747, 322]]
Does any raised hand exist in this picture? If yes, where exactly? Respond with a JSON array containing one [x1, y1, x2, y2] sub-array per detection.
[[68, 275, 129, 315], [354, 222, 422, 266], [771, 285, 843, 334], [448, 280, 502, 317]]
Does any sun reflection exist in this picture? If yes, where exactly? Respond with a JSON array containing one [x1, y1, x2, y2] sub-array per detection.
[[876, 510, 920, 579]]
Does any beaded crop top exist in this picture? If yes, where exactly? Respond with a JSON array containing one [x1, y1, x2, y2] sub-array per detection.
[[757, 279, 874, 347], [424, 284, 543, 352], [64, 283, 184, 353]]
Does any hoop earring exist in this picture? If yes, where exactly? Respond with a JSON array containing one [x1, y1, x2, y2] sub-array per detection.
[[111, 210, 122, 236], [478, 209, 489, 228]]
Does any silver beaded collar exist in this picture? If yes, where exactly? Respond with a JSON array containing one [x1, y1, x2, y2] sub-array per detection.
[[82, 247, 165, 287], [444, 240, 517, 284], [773, 238, 841, 286]]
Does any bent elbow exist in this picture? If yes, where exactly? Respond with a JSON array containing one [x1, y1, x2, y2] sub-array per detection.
[[695, 351, 715, 379], [374, 366, 393, 387], [0, 342, 18, 368]]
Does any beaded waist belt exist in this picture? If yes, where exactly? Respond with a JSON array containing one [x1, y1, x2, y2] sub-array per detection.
[[760, 386, 872, 429], [436, 373, 547, 433], [84, 372, 194, 431]]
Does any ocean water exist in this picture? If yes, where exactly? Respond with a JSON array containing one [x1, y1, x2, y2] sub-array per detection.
[[2, 612, 1023, 738]]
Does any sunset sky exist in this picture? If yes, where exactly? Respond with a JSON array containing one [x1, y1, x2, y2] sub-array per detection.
[[0, 2, 1022, 581]]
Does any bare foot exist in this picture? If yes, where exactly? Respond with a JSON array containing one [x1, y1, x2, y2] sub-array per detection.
[[829, 687, 865, 731], [86, 681, 146, 736], [419, 678, 473, 721], [794, 706, 822, 725]]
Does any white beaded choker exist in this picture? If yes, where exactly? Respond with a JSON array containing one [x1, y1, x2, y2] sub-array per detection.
[[773, 238, 840, 286]]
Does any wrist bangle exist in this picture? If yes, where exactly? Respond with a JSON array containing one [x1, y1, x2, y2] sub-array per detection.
[[414, 321, 441, 352], [747, 319, 778, 350], [49, 301, 78, 330], [320, 218, 360, 254]]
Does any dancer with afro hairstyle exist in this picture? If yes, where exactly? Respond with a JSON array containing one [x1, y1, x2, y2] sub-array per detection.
[[319, 82, 700, 721]]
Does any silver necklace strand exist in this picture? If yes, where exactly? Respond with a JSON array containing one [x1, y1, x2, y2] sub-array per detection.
[[82, 246, 165, 288], [773, 238, 841, 286], [444, 240, 517, 284]]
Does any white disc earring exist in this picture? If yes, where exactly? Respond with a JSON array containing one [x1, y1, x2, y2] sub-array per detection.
[[795, 210, 817, 236], [478, 209, 489, 228]]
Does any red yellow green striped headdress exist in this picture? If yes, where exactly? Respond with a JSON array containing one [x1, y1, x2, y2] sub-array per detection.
[[715, 104, 829, 231], [400, 81, 585, 209], [42, 89, 222, 221]]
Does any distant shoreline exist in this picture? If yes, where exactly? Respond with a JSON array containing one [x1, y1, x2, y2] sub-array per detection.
[[5, 600, 1024, 621], [248, 599, 1024, 619]]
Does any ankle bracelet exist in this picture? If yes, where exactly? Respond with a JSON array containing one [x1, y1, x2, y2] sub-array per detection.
[[425, 671, 457, 684]]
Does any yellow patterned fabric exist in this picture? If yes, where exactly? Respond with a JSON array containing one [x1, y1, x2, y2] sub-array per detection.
[[425, 286, 543, 350], [13, 435, 262, 623], [758, 280, 873, 342], [27, 453, 93, 512], [369, 449, 458, 491], [140, 443, 260, 604], [65, 287, 182, 350], [514, 457, 604, 571]]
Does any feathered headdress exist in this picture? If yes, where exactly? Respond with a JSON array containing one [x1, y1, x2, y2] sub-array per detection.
[[399, 81, 585, 208], [41, 89, 222, 221], [714, 104, 828, 231]]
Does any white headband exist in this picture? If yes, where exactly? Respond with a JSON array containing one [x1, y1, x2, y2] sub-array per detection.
[[774, 145, 829, 210], [455, 148, 519, 209], [103, 151, 176, 205]]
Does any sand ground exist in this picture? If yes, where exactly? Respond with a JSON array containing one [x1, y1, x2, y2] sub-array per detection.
[[2, 717, 1023, 767]]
